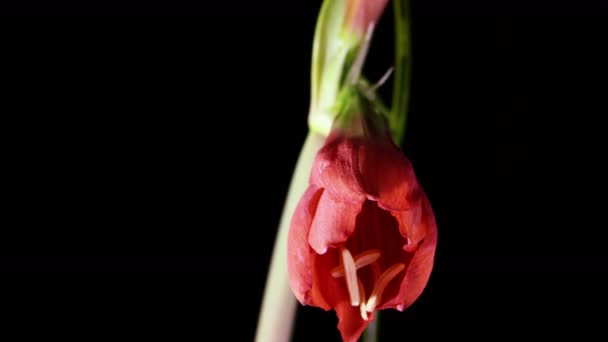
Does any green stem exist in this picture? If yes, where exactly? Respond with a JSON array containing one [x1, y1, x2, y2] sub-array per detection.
[[254, 133, 325, 342], [389, 0, 412, 145], [308, 0, 351, 137], [362, 311, 380, 342]]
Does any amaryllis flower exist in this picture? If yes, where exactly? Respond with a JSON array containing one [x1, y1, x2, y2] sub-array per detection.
[[287, 111, 437, 342]]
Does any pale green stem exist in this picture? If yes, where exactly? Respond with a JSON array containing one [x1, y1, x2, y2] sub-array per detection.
[[254, 132, 325, 342], [362, 312, 380, 342], [309, 0, 351, 137], [390, 0, 411, 145]]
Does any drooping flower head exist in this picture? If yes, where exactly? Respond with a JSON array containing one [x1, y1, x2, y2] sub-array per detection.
[[288, 91, 438, 342]]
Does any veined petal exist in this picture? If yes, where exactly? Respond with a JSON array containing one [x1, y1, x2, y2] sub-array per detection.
[[309, 191, 363, 255], [310, 136, 366, 204], [382, 195, 438, 311], [358, 140, 420, 211], [287, 185, 324, 306], [391, 188, 429, 252], [311, 250, 341, 311]]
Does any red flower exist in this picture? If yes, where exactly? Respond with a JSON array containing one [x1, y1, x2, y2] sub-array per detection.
[[287, 118, 437, 342]]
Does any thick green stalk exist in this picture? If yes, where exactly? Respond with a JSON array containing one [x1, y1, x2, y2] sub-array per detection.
[[389, 0, 411, 145], [254, 133, 325, 342], [309, 0, 351, 137]]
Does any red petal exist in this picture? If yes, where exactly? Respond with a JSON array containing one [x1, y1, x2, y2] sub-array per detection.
[[287, 185, 324, 306], [358, 140, 420, 211], [335, 300, 374, 342], [390, 189, 428, 253], [308, 191, 363, 255], [310, 250, 340, 311], [310, 137, 366, 204], [382, 195, 438, 311]]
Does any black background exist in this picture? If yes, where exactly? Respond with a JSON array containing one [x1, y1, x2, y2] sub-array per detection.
[[1, 1, 607, 341]]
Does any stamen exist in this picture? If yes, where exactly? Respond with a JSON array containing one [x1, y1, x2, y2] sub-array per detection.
[[331, 249, 381, 278], [341, 247, 360, 306], [365, 263, 406, 313], [368, 66, 394, 95], [358, 279, 369, 321]]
